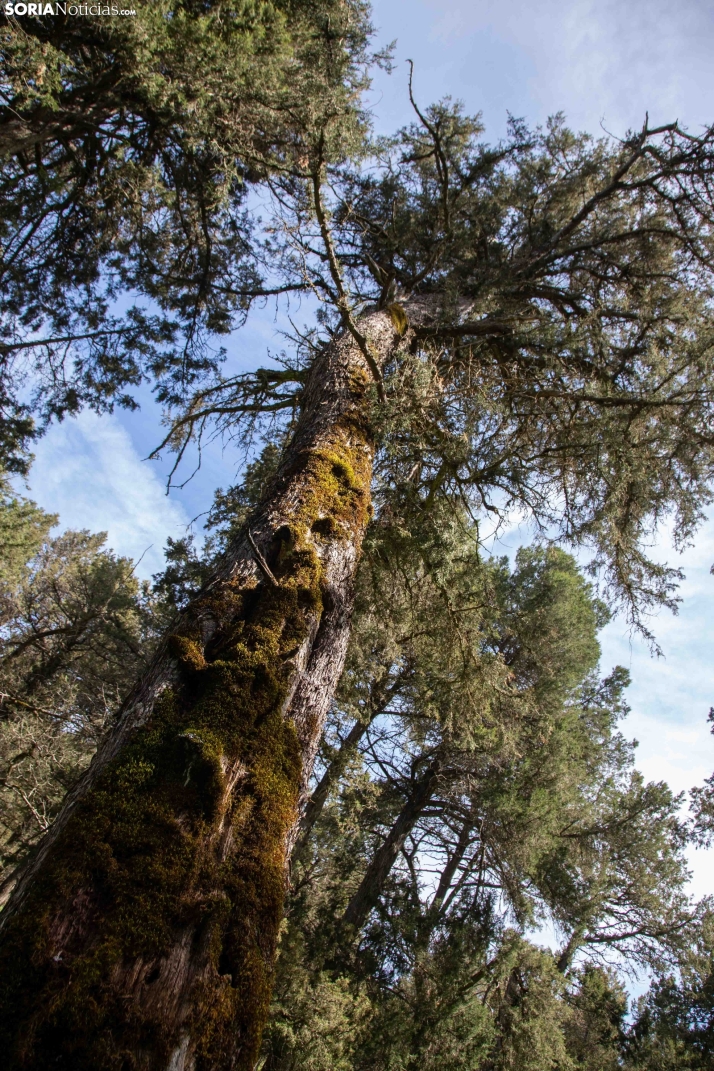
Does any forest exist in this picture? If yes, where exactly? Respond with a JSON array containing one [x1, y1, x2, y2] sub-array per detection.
[[1, 2, 714, 1069]]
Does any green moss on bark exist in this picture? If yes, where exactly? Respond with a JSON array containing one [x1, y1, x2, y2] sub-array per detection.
[[0, 424, 372, 1070]]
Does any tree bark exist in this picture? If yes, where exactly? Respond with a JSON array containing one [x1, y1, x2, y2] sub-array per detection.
[[0, 102, 121, 159], [555, 924, 587, 974], [0, 305, 418, 1071], [341, 756, 442, 932], [428, 819, 473, 919]]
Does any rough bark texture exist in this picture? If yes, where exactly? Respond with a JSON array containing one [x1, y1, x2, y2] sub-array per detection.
[[0, 306, 416, 1071]]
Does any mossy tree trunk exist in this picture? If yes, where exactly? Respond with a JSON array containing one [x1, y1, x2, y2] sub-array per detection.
[[0, 307, 413, 1071]]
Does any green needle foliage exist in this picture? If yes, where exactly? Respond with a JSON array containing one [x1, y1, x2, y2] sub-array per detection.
[[260, 508, 699, 1071], [0, 0, 376, 471], [0, 471, 55, 585], [0, 460, 707, 1070], [167, 93, 714, 636], [0, 479, 169, 895], [625, 912, 714, 1070]]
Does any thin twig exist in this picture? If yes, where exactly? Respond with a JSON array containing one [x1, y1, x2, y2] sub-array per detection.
[[310, 162, 387, 401], [247, 530, 280, 588]]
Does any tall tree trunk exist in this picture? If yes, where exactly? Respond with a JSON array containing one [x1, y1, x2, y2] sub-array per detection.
[[0, 306, 414, 1071], [341, 756, 442, 932], [293, 671, 404, 856]]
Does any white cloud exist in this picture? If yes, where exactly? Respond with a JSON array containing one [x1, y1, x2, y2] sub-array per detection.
[[373, 0, 714, 137], [26, 411, 190, 578]]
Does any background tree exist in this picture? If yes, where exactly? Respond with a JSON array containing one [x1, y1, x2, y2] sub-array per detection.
[[0, 472, 54, 583], [623, 912, 714, 1070], [0, 478, 167, 901], [262, 531, 694, 1071]]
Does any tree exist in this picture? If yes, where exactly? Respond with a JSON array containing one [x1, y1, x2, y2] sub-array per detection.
[[0, 472, 55, 583], [0, 479, 167, 902], [564, 966, 628, 1071], [1, 67, 714, 1069], [624, 912, 714, 1070], [261, 534, 689, 1071], [0, 0, 375, 471]]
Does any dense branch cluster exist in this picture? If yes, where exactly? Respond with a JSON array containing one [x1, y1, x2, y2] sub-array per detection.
[[156, 102, 714, 634], [0, 0, 375, 470]]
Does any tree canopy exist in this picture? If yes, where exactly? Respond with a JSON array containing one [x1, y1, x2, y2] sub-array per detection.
[[0, 0, 375, 471], [160, 96, 714, 636], [253, 480, 699, 1070], [0, 477, 167, 897]]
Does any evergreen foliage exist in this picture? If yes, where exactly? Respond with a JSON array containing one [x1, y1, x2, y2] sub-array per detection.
[[0, 1, 375, 471], [0, 459, 709, 1068], [165, 95, 714, 637], [259, 504, 699, 1070], [0, 481, 167, 896], [0, 472, 56, 585], [2, 4, 714, 1063], [625, 912, 714, 1069]]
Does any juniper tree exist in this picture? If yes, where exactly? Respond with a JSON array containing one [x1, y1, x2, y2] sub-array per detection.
[[0, 0, 375, 471], [623, 911, 714, 1070], [0, 480, 167, 902], [262, 538, 690, 1071], [0, 472, 55, 584], [1, 67, 714, 1070]]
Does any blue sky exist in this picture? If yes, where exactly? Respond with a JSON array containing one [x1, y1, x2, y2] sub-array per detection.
[[25, 0, 714, 898]]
